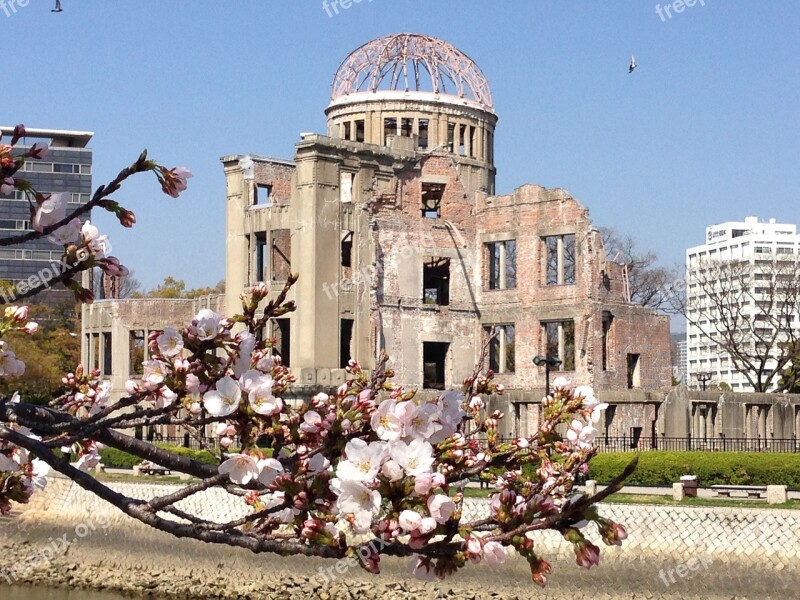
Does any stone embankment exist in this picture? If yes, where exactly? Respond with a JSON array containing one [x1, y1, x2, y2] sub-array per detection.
[[1, 475, 798, 599]]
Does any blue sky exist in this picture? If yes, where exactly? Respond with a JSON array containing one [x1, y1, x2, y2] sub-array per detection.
[[4, 1, 799, 300]]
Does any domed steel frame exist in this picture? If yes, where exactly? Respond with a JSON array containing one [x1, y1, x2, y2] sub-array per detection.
[[331, 33, 493, 109]]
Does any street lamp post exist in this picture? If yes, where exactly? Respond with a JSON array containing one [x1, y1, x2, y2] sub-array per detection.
[[533, 355, 563, 397], [694, 371, 712, 391]]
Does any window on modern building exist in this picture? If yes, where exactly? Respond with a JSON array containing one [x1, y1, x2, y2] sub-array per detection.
[[418, 119, 429, 149], [626, 353, 641, 389], [255, 184, 272, 206], [543, 234, 576, 286], [102, 332, 112, 376], [271, 229, 291, 281], [602, 311, 614, 371], [542, 320, 575, 370], [423, 257, 450, 306], [340, 318, 354, 369], [383, 118, 397, 145], [421, 182, 445, 218], [486, 240, 517, 290], [272, 319, 291, 367], [355, 120, 365, 142], [129, 330, 145, 375], [423, 342, 449, 389], [254, 233, 267, 283], [484, 324, 515, 373]]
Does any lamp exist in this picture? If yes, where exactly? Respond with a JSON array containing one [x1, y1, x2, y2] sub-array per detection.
[[533, 355, 562, 397]]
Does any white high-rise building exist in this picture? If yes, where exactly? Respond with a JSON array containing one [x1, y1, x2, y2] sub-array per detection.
[[686, 216, 800, 392]]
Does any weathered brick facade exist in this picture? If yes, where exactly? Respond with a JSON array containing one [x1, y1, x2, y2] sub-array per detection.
[[220, 34, 673, 406]]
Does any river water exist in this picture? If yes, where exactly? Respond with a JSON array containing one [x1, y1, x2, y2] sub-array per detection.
[[0, 586, 128, 599]]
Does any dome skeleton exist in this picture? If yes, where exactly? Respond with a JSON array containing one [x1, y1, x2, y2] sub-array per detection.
[[331, 34, 493, 109]]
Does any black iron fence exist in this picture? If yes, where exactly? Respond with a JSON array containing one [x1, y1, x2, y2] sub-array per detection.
[[139, 433, 211, 451], [596, 436, 800, 453]]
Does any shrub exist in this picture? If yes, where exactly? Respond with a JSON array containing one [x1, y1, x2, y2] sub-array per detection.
[[586, 451, 800, 489], [99, 445, 219, 469]]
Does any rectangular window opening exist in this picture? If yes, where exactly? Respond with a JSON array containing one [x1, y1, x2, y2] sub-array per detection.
[[355, 120, 365, 142], [129, 330, 145, 376], [422, 182, 445, 219], [447, 123, 456, 153], [486, 240, 517, 290], [458, 124, 467, 156], [102, 332, 112, 376], [627, 353, 641, 389], [342, 121, 351, 141], [418, 119, 429, 149], [272, 319, 291, 367], [469, 126, 477, 158], [255, 184, 272, 206], [423, 342, 449, 390], [484, 324, 516, 373], [340, 319, 354, 369], [341, 231, 353, 281], [401, 118, 413, 137], [543, 234, 576, 286], [542, 320, 575, 371], [423, 257, 450, 306], [255, 232, 268, 283], [421, 182, 445, 219], [384, 118, 397, 145]]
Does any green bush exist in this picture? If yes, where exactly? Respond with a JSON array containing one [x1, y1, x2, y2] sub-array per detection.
[[99, 444, 219, 469], [586, 451, 800, 489]]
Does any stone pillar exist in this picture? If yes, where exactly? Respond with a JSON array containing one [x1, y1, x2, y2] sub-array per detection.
[[585, 480, 597, 497], [672, 482, 685, 501], [766, 485, 787, 505]]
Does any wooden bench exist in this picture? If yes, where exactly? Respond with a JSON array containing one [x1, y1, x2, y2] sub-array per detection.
[[711, 484, 767, 500]]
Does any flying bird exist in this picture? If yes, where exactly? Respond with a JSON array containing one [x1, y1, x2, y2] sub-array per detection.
[[628, 55, 637, 74], [52, 0, 63, 12]]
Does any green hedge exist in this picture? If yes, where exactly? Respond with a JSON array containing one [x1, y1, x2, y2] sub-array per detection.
[[99, 445, 219, 469], [586, 451, 800, 488]]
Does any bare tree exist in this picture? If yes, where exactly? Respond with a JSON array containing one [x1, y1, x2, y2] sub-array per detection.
[[600, 227, 674, 310], [672, 256, 800, 392]]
